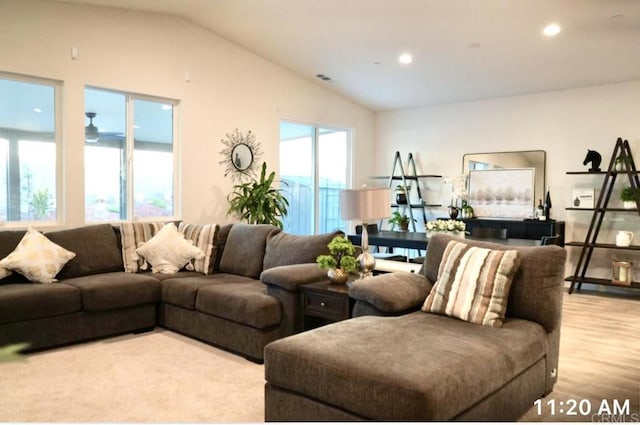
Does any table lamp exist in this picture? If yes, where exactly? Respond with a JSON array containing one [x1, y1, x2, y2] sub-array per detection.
[[340, 187, 391, 278]]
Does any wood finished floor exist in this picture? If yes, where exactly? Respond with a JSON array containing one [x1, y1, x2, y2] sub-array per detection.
[[520, 289, 640, 422]]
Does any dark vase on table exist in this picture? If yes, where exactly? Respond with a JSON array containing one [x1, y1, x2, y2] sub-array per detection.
[[448, 206, 459, 219]]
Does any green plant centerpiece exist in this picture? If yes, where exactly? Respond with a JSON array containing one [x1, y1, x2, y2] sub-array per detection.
[[388, 211, 415, 231], [227, 162, 289, 228], [425, 219, 466, 240], [621, 186, 640, 209], [316, 235, 358, 284]]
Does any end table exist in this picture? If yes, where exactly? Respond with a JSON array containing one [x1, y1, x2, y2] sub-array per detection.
[[299, 279, 355, 331]]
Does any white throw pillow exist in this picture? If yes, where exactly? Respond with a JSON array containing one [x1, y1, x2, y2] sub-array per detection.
[[136, 223, 205, 274], [0, 267, 12, 280], [0, 228, 76, 284]]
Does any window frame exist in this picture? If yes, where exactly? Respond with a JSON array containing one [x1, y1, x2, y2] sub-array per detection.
[[0, 71, 62, 226], [84, 86, 180, 223], [279, 118, 353, 235]]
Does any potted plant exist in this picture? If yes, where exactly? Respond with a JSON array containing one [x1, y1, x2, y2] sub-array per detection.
[[615, 155, 625, 172], [316, 235, 358, 284], [227, 162, 289, 228], [395, 184, 410, 205], [388, 211, 414, 231], [621, 186, 640, 209]]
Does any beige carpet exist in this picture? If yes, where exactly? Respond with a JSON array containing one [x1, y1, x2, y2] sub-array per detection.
[[0, 329, 265, 423], [1, 291, 638, 422]]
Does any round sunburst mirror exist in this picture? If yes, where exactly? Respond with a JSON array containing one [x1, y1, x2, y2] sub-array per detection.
[[219, 129, 263, 181]]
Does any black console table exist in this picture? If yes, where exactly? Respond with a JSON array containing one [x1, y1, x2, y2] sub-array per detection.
[[462, 219, 565, 246]]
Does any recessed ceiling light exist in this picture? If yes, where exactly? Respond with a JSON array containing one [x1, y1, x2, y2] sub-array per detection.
[[543, 23, 561, 37], [315, 73, 332, 82], [398, 53, 413, 65]]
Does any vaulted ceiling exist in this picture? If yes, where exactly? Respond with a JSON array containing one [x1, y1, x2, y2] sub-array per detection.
[[53, 0, 640, 111]]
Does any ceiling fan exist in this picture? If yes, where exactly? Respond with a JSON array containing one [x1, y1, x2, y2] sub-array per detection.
[[85, 112, 99, 142]]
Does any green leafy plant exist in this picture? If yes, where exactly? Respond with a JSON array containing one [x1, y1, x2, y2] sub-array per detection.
[[29, 188, 53, 220], [0, 343, 29, 363], [316, 235, 358, 273], [227, 162, 289, 228], [395, 184, 410, 193], [621, 186, 640, 202], [388, 211, 415, 230]]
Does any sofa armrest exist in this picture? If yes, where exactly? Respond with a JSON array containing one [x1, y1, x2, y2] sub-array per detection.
[[349, 272, 432, 315], [260, 263, 327, 291]]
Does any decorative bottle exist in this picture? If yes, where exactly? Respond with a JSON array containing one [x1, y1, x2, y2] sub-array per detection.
[[544, 186, 552, 220], [537, 199, 545, 221]]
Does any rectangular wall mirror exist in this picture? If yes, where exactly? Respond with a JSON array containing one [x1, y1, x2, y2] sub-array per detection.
[[463, 150, 546, 219]]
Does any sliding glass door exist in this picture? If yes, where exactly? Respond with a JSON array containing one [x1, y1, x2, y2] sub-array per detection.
[[279, 121, 351, 235]]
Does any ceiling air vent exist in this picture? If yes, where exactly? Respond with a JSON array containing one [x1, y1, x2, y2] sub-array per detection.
[[315, 74, 332, 82]]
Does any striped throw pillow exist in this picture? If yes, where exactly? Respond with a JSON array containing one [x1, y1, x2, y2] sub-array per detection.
[[120, 222, 166, 273], [178, 223, 219, 275], [422, 240, 520, 328]]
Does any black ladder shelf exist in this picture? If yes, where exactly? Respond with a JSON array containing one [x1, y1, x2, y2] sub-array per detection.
[[567, 138, 640, 293], [370, 151, 442, 232]]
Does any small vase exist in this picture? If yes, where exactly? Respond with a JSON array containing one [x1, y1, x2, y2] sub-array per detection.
[[448, 206, 459, 219], [623, 200, 637, 209], [396, 193, 407, 205], [327, 268, 349, 285]]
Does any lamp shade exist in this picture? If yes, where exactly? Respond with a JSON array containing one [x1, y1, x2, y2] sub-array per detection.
[[340, 187, 391, 221]]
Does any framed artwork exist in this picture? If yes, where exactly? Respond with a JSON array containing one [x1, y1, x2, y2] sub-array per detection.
[[572, 188, 595, 209], [468, 168, 535, 219]]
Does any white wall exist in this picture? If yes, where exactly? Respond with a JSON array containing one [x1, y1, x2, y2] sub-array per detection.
[[0, 0, 374, 226], [375, 81, 640, 282]]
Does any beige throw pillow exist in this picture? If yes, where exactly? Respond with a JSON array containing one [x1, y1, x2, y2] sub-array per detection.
[[422, 240, 520, 328], [120, 222, 166, 273], [0, 267, 13, 280], [136, 223, 205, 274], [0, 228, 76, 284], [178, 223, 219, 275]]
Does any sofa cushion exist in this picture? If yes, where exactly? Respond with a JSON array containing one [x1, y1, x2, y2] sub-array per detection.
[[0, 282, 81, 324], [349, 272, 431, 313], [62, 272, 161, 312], [136, 223, 204, 274], [219, 224, 279, 279], [119, 222, 166, 273], [264, 311, 547, 421], [196, 280, 281, 329], [425, 234, 566, 333], [262, 230, 341, 270], [0, 228, 76, 284], [45, 224, 124, 280], [212, 224, 233, 272], [178, 222, 219, 274], [422, 240, 520, 328], [160, 274, 252, 309]]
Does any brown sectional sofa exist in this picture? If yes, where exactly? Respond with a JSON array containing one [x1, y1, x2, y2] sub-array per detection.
[[264, 233, 567, 421], [0, 222, 336, 362]]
